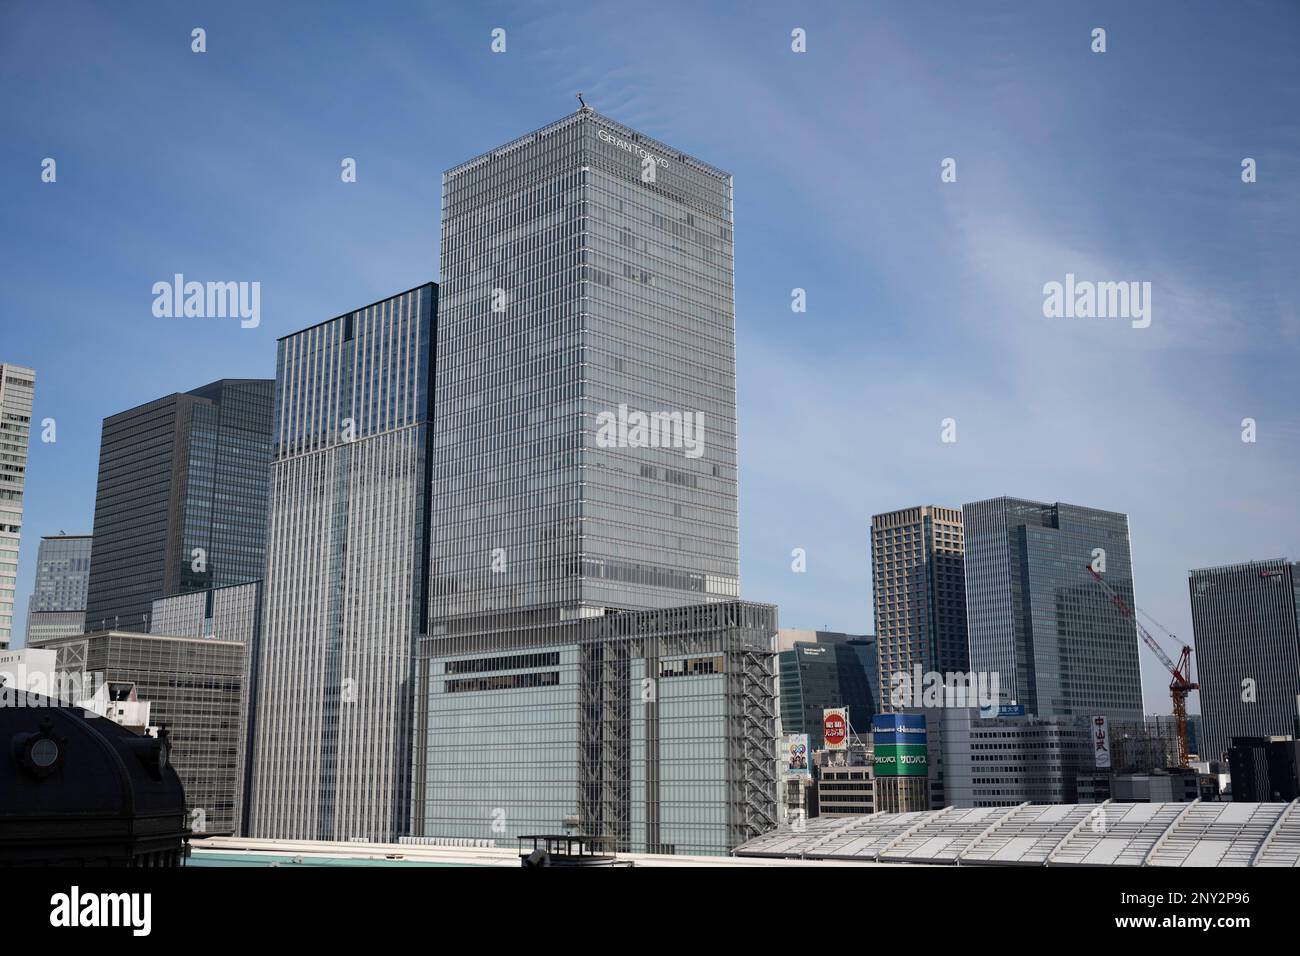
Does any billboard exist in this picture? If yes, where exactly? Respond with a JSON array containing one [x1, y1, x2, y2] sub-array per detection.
[[783, 733, 811, 778], [872, 713, 928, 777], [1091, 715, 1111, 769], [822, 708, 849, 750]]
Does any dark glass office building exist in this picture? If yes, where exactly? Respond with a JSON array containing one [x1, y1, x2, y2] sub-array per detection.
[[84, 379, 273, 632], [778, 631, 878, 747], [963, 497, 1144, 722], [1190, 559, 1300, 762]]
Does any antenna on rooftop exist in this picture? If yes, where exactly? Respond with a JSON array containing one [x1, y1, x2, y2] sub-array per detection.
[[576, 92, 590, 112]]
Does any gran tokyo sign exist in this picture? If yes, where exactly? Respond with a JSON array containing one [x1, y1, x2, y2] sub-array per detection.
[[597, 128, 671, 169]]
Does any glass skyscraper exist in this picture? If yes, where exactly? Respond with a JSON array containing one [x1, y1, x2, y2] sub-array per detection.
[[84, 379, 273, 632], [963, 496, 1144, 722], [777, 630, 878, 747], [0, 363, 35, 651], [428, 106, 739, 631], [414, 109, 774, 855], [249, 284, 436, 842], [25, 533, 92, 645], [1189, 559, 1300, 762]]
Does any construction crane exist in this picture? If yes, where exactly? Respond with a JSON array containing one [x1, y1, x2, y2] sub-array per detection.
[[1085, 565, 1199, 767]]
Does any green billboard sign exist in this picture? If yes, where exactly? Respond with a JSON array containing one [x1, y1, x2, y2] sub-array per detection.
[[873, 743, 928, 776]]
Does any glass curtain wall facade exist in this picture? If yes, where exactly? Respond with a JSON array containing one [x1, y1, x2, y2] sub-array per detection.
[[151, 580, 263, 835], [249, 284, 436, 842], [778, 634, 878, 747], [84, 379, 273, 632], [413, 601, 777, 856], [963, 497, 1144, 722], [429, 108, 739, 630], [417, 110, 761, 854], [44, 630, 244, 834], [25, 533, 91, 644], [0, 364, 36, 650], [1189, 559, 1300, 762], [871, 506, 967, 711]]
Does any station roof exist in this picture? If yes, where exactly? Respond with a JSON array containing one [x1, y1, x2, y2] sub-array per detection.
[[734, 800, 1300, 867]]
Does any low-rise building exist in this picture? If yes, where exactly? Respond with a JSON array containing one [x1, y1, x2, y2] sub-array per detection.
[[42, 628, 244, 836]]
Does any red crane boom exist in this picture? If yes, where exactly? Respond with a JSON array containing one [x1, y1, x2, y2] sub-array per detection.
[[1085, 565, 1199, 768]]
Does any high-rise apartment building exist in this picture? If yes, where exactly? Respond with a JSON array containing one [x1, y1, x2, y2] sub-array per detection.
[[84, 379, 273, 632], [415, 108, 773, 855], [870, 506, 967, 711], [1189, 559, 1300, 762], [0, 364, 35, 651], [249, 284, 437, 842], [25, 533, 92, 645], [963, 497, 1144, 722]]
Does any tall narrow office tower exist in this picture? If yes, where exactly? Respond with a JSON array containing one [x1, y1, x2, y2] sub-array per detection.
[[0, 364, 35, 650], [963, 497, 1144, 722], [1190, 559, 1300, 762], [870, 506, 967, 711], [428, 107, 739, 627], [416, 109, 774, 855], [249, 284, 437, 842], [84, 379, 273, 632]]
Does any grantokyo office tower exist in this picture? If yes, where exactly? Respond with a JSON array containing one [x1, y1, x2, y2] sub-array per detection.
[[414, 108, 775, 855]]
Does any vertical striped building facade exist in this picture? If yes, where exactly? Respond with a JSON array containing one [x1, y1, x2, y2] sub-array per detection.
[[249, 284, 437, 841], [1190, 559, 1300, 762], [413, 110, 775, 853], [0, 364, 35, 651], [870, 505, 967, 712], [963, 497, 1144, 722]]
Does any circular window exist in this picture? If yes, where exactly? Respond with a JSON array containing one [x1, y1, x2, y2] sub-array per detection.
[[30, 738, 60, 768]]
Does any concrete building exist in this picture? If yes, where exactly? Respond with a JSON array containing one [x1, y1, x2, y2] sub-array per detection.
[[0, 647, 56, 698], [870, 506, 966, 712], [0, 364, 35, 651], [815, 743, 875, 817], [415, 109, 772, 856], [249, 285, 437, 842], [777, 629, 877, 747], [151, 581, 262, 834], [1189, 559, 1300, 762], [24, 533, 92, 646], [42, 629, 244, 835], [85, 379, 273, 632], [963, 497, 1144, 722], [926, 707, 1091, 808]]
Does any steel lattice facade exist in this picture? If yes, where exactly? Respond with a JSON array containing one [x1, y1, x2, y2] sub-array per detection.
[[413, 600, 777, 855]]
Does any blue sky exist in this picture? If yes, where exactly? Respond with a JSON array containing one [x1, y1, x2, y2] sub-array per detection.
[[2, 1, 1297, 712]]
